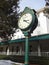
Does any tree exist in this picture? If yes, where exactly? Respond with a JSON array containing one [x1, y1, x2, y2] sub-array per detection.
[[44, 0, 49, 14], [45, 0, 49, 6], [0, 0, 19, 40]]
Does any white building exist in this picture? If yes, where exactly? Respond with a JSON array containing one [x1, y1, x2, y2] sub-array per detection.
[[32, 6, 49, 36]]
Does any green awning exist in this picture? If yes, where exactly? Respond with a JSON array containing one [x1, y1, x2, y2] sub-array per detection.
[[9, 34, 49, 43], [0, 34, 49, 45], [29, 34, 49, 41]]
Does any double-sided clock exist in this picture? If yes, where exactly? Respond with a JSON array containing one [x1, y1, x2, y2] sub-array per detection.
[[18, 7, 38, 33]]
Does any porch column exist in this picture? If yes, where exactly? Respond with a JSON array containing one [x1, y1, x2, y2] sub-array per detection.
[[20, 46, 22, 55], [7, 47, 10, 55], [38, 44, 41, 56]]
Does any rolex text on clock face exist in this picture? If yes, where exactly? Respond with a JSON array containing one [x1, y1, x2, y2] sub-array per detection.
[[18, 13, 32, 29]]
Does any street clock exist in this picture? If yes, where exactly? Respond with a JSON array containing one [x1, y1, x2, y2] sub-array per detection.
[[18, 7, 38, 65], [18, 7, 38, 33]]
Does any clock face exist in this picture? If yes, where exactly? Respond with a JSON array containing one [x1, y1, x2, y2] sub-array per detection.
[[18, 13, 32, 30]]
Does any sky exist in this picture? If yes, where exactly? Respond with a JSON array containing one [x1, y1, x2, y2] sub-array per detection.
[[19, 0, 46, 12]]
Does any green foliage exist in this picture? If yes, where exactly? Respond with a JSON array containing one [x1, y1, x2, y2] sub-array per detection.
[[44, 8, 49, 14], [0, 0, 19, 39], [0, 55, 49, 65], [45, 0, 49, 6], [38, 56, 49, 65]]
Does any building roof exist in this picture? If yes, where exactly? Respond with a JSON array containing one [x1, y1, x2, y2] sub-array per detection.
[[37, 6, 49, 14], [0, 34, 49, 45]]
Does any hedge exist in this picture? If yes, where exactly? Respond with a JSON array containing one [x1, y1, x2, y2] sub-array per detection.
[[0, 55, 49, 65]]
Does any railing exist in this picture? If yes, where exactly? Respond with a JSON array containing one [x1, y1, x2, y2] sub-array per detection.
[[0, 52, 49, 56], [0, 52, 7, 55], [9, 52, 49, 56], [41, 52, 49, 56]]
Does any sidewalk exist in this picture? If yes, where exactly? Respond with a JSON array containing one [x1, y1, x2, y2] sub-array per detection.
[[0, 60, 24, 65]]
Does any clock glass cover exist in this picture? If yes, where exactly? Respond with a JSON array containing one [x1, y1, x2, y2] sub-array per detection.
[[18, 13, 32, 30]]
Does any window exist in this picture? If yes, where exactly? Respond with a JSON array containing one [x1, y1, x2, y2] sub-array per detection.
[[16, 46, 19, 52], [6, 46, 8, 52], [12, 46, 14, 52], [0, 47, 3, 52], [29, 45, 32, 52]]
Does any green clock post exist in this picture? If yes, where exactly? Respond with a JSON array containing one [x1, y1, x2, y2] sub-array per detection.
[[23, 31, 29, 65], [18, 7, 38, 65]]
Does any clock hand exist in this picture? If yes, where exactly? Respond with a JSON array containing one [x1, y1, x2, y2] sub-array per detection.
[[24, 20, 29, 24]]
